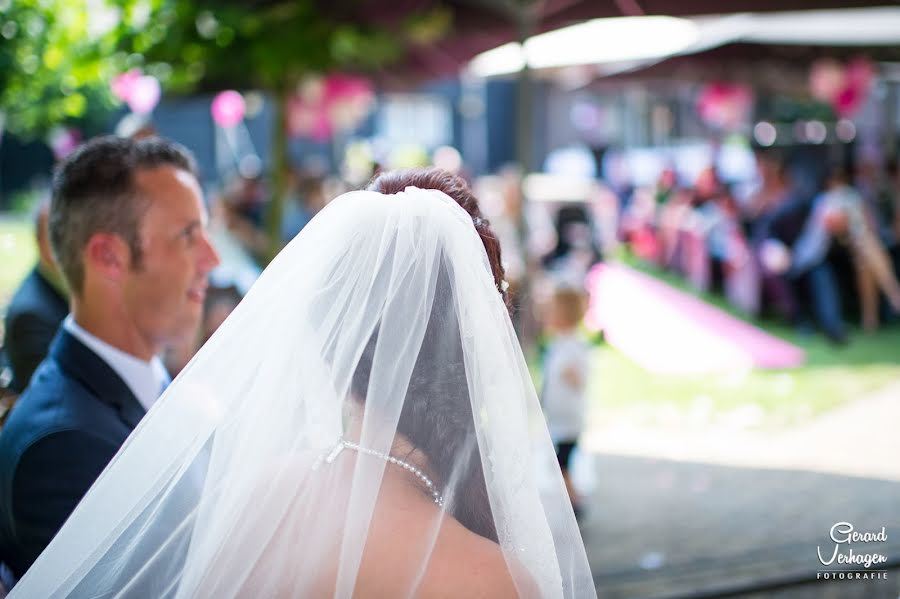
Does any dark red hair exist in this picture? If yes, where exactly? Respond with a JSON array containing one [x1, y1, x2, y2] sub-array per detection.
[[366, 168, 509, 308], [363, 167, 509, 541]]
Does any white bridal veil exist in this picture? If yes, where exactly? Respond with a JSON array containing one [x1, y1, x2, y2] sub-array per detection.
[[11, 186, 595, 597]]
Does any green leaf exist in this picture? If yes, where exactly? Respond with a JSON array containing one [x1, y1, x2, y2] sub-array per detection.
[[61, 92, 86, 117]]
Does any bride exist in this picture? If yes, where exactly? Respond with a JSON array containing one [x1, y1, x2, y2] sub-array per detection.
[[10, 168, 595, 598]]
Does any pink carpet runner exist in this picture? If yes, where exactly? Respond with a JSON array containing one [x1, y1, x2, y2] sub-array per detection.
[[585, 263, 805, 374]]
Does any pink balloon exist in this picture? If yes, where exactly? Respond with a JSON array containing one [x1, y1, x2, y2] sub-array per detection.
[[846, 57, 874, 90], [211, 90, 246, 128], [127, 76, 161, 115], [324, 74, 368, 102], [287, 95, 332, 141], [111, 69, 142, 102], [287, 98, 314, 138], [834, 85, 863, 118], [697, 83, 752, 130], [809, 59, 846, 102], [48, 128, 82, 161], [286, 74, 373, 141], [311, 112, 332, 142]]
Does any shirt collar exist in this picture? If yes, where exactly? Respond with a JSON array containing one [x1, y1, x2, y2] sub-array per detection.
[[63, 315, 169, 412]]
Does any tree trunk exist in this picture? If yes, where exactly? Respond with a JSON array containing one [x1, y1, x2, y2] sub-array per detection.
[[514, 4, 537, 351], [265, 86, 290, 263]]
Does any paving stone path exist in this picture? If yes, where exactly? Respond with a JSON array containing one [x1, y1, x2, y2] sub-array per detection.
[[578, 382, 900, 598]]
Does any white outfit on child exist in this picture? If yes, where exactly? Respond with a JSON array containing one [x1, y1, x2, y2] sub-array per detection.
[[542, 332, 591, 443]]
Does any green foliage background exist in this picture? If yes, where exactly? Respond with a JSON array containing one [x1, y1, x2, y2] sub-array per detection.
[[0, 0, 439, 140]]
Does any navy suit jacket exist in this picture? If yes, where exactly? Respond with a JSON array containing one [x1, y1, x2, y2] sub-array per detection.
[[3, 267, 69, 393], [0, 328, 146, 579]]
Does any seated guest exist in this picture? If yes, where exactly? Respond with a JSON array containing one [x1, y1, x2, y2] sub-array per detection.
[[3, 202, 69, 393], [0, 136, 219, 585], [764, 165, 845, 344], [542, 204, 602, 285], [818, 165, 900, 331]]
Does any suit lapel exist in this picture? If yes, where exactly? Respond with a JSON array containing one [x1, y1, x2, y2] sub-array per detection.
[[49, 329, 147, 429]]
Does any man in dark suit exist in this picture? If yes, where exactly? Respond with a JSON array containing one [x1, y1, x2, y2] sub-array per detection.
[[3, 203, 69, 394], [0, 136, 220, 584]]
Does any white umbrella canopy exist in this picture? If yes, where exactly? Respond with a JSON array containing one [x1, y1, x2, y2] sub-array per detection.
[[467, 6, 900, 78]]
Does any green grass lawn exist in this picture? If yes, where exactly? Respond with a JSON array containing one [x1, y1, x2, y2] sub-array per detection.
[[585, 259, 900, 426], [0, 216, 37, 311]]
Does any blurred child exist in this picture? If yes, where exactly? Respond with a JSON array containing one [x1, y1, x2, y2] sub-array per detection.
[[541, 285, 591, 515]]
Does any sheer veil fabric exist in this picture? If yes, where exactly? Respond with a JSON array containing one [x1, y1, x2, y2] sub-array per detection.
[[11, 187, 595, 598]]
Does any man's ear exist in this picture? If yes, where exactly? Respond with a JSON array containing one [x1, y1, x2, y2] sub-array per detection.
[[84, 233, 131, 283]]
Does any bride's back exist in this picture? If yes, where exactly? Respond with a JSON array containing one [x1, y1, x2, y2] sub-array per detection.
[[354, 471, 519, 598], [227, 457, 519, 598]]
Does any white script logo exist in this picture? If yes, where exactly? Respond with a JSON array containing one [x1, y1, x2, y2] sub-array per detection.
[[816, 522, 889, 582]]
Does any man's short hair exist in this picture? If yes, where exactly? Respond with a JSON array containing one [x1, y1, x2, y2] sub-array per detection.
[[49, 135, 198, 295]]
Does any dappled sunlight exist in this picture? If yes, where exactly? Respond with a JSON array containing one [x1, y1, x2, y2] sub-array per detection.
[[0, 218, 37, 307], [586, 344, 900, 481]]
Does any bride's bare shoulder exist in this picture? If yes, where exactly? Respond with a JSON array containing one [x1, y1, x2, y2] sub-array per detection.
[[420, 519, 525, 598]]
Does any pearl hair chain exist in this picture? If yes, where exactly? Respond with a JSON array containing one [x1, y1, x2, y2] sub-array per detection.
[[322, 438, 444, 507]]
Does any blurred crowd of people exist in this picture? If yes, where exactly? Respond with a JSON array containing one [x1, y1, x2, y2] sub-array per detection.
[[233, 140, 900, 350], [615, 146, 900, 343]]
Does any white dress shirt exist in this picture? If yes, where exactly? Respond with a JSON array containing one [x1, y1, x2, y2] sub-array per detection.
[[63, 315, 169, 412]]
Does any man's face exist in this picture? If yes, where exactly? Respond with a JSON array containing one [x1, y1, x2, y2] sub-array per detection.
[[123, 166, 220, 350]]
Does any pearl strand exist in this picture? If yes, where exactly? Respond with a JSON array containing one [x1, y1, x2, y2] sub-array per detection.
[[325, 439, 444, 507]]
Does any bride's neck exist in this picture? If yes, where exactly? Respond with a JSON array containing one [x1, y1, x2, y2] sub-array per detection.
[[344, 413, 439, 503]]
